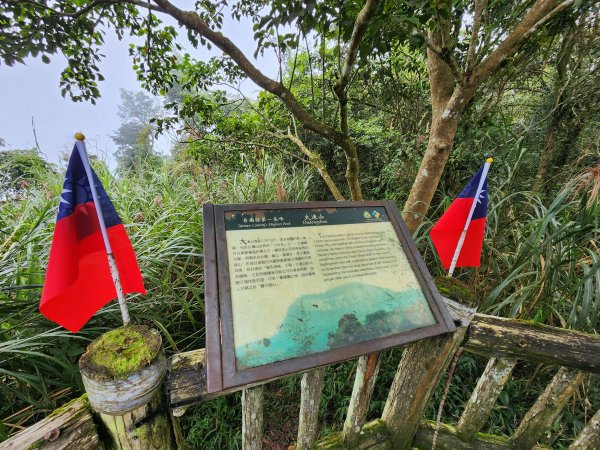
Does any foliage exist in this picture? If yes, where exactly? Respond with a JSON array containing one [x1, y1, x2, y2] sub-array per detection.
[[0, 149, 55, 198], [111, 89, 162, 171], [479, 165, 600, 332]]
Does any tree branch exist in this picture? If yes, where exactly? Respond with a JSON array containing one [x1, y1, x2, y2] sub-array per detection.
[[466, 0, 487, 74], [215, 82, 346, 201], [414, 29, 464, 83], [277, 131, 346, 201], [472, 0, 575, 87], [335, 0, 381, 91], [187, 133, 312, 165], [3, 0, 167, 18], [151, 0, 345, 146]]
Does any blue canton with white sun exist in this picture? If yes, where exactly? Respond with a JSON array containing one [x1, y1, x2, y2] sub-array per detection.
[[457, 165, 488, 220], [57, 146, 121, 227]]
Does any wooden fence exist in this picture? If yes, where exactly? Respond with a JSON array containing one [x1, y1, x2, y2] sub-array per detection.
[[2, 298, 600, 449]]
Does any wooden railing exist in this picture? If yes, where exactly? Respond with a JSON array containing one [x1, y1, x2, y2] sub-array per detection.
[[3, 298, 600, 449]]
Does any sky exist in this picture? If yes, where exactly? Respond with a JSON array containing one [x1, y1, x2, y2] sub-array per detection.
[[0, 10, 279, 168]]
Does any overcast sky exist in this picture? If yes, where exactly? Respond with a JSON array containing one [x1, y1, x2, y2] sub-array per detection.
[[0, 11, 279, 168]]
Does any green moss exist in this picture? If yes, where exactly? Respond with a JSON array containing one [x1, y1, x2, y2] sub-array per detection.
[[514, 319, 548, 329], [79, 325, 160, 380], [47, 394, 89, 419], [475, 431, 509, 444], [422, 420, 509, 445], [316, 419, 390, 449], [434, 276, 477, 306]]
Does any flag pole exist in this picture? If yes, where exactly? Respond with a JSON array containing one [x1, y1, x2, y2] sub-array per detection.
[[447, 157, 493, 277], [74, 133, 131, 325]]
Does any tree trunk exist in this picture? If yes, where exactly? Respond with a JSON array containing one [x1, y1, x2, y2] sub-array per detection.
[[534, 125, 560, 191], [403, 110, 461, 230], [403, 41, 473, 231], [553, 120, 582, 169], [534, 28, 575, 192]]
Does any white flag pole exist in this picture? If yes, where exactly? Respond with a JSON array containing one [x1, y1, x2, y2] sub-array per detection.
[[74, 133, 131, 325], [447, 157, 493, 277]]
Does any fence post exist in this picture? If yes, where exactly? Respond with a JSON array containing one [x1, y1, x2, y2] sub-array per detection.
[[79, 325, 176, 449], [343, 353, 381, 447], [242, 386, 264, 450], [381, 279, 476, 449], [510, 366, 586, 448], [456, 357, 518, 441], [297, 368, 326, 449], [569, 407, 600, 449]]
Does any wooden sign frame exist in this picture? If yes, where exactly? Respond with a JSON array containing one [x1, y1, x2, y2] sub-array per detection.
[[203, 201, 455, 393]]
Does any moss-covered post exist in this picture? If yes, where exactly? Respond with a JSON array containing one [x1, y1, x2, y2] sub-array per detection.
[[79, 325, 176, 450]]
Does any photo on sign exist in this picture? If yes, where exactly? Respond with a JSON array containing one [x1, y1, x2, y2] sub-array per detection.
[[223, 206, 437, 370]]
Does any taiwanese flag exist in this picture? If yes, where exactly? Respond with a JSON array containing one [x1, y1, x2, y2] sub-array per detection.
[[429, 164, 489, 270], [40, 145, 145, 332]]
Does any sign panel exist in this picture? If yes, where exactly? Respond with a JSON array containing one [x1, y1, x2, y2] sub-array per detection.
[[203, 201, 455, 392]]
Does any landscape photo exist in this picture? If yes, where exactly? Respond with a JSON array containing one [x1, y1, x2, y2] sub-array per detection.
[[235, 281, 436, 369]]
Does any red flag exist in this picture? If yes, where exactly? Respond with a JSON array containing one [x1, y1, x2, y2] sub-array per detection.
[[430, 163, 490, 270], [40, 145, 145, 332]]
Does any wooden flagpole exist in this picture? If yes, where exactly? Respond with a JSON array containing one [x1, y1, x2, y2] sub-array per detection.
[[447, 157, 493, 277], [74, 133, 131, 325]]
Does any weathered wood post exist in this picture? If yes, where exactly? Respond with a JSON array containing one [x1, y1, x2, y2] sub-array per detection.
[[381, 278, 476, 449], [455, 357, 518, 441], [242, 386, 264, 450], [343, 353, 381, 447], [297, 368, 326, 449], [510, 366, 586, 448], [569, 407, 600, 449], [78, 325, 176, 449]]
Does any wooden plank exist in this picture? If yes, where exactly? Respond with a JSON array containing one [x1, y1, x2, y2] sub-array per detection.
[[464, 314, 600, 373], [167, 349, 274, 415], [0, 396, 103, 450], [297, 368, 326, 449], [456, 357, 517, 441], [510, 367, 586, 448], [381, 327, 468, 449], [343, 353, 382, 446], [569, 407, 600, 449], [242, 386, 264, 450]]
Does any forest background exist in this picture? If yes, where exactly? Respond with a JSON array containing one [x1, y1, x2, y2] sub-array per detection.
[[0, 1, 599, 448]]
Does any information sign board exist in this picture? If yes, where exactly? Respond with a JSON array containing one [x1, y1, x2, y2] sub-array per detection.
[[203, 201, 455, 392]]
